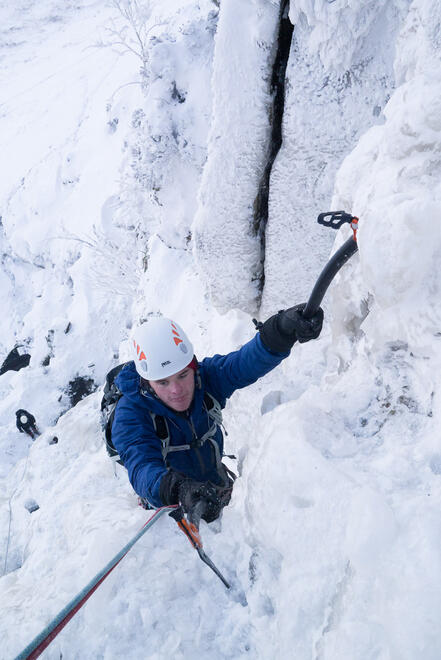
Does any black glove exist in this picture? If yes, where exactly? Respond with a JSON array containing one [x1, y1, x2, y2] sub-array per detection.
[[258, 303, 324, 352], [160, 469, 222, 523]]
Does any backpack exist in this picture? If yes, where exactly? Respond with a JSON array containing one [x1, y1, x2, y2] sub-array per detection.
[[100, 362, 129, 465], [100, 363, 225, 470]]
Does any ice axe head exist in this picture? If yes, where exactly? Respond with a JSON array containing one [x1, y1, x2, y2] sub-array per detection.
[[317, 211, 359, 241]]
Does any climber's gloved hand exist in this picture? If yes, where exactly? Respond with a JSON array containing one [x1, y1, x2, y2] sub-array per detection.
[[160, 469, 222, 523], [258, 303, 324, 352], [279, 304, 324, 344], [178, 480, 222, 524]]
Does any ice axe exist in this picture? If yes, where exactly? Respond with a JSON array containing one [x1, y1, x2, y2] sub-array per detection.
[[302, 210, 359, 319], [169, 504, 231, 589]]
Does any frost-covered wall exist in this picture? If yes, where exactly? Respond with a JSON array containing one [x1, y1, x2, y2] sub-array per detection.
[[193, 0, 281, 314], [193, 0, 410, 317], [332, 0, 441, 352], [261, 0, 409, 315]]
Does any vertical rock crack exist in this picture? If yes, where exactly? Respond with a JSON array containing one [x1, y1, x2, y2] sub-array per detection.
[[253, 0, 293, 304]]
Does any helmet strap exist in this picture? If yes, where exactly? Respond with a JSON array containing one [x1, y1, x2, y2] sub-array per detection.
[[140, 377, 157, 398]]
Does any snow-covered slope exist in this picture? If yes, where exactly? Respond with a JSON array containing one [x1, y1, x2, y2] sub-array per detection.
[[2, 1, 441, 659], [193, 0, 281, 314], [0, 0, 142, 477]]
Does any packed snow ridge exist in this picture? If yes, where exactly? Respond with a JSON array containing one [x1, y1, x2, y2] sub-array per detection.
[[1, 1, 441, 658]]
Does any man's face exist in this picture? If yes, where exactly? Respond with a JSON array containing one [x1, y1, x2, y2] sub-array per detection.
[[149, 366, 195, 412]]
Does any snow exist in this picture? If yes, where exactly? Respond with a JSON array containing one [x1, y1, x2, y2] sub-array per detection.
[[1, 0, 441, 659]]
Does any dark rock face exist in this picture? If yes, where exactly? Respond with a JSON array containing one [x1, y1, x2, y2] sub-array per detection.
[[0, 346, 31, 375], [66, 376, 97, 407]]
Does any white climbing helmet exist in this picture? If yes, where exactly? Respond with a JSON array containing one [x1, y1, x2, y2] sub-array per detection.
[[131, 317, 194, 380]]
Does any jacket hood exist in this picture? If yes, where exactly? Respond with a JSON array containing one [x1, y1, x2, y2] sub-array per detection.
[[115, 361, 142, 400]]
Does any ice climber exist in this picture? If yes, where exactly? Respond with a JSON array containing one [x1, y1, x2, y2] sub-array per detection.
[[111, 306, 323, 522], [15, 409, 40, 439]]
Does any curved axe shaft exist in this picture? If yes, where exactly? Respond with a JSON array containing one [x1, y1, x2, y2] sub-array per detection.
[[302, 212, 359, 319]]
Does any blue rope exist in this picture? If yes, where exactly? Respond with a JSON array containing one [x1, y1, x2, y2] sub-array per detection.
[[14, 506, 175, 660]]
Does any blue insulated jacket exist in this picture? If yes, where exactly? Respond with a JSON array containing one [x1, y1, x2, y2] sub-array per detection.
[[112, 334, 288, 507]]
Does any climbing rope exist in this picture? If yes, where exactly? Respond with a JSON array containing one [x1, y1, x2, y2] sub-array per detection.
[[14, 506, 177, 660]]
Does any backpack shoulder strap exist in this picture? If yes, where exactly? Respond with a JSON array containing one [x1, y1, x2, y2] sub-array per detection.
[[148, 412, 192, 463], [151, 412, 169, 441], [202, 390, 223, 426]]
